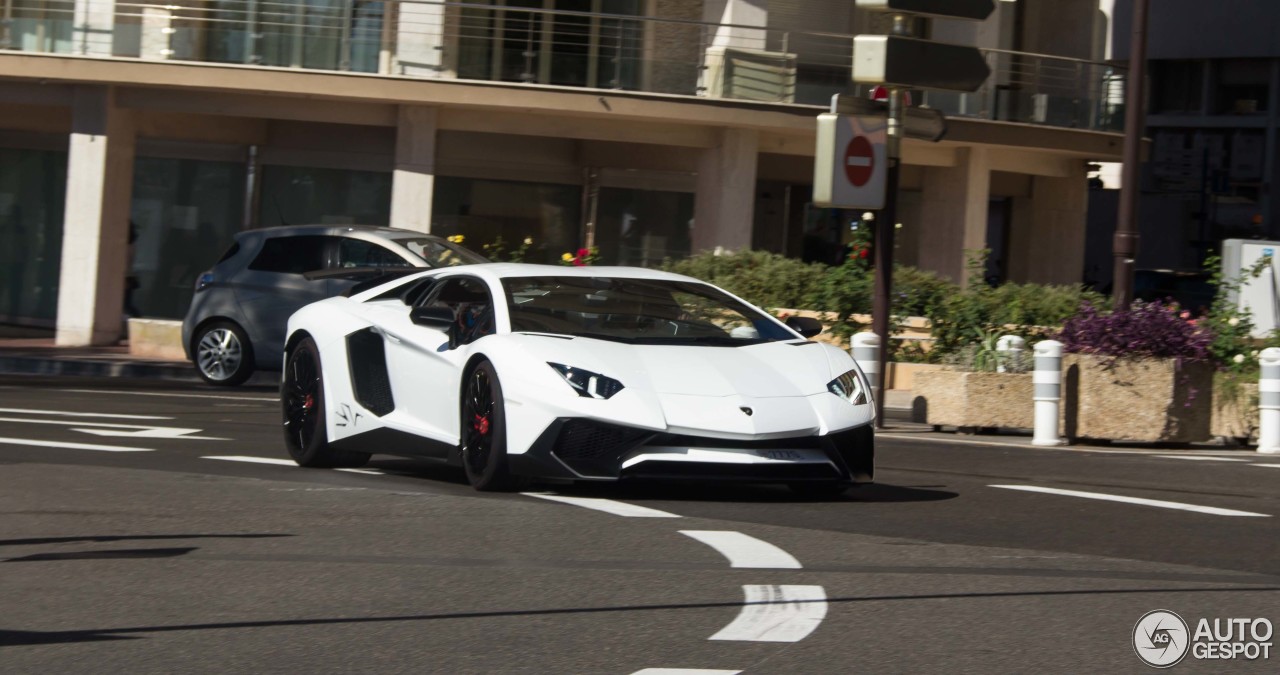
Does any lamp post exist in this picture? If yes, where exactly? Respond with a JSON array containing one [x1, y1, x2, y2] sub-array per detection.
[[1112, 0, 1151, 311]]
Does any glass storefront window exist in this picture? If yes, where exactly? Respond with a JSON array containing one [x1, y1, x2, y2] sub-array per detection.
[[594, 187, 693, 266], [433, 176, 581, 264], [130, 157, 247, 320], [258, 165, 392, 229], [456, 0, 644, 90], [0, 147, 67, 324]]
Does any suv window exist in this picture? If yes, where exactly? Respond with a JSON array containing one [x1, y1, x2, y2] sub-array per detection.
[[338, 238, 414, 269], [248, 235, 330, 274]]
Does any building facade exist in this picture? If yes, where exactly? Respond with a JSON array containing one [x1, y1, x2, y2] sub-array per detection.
[[0, 0, 1123, 345], [1089, 0, 1280, 291]]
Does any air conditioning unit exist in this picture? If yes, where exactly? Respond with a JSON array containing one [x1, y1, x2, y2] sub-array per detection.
[[703, 47, 797, 103]]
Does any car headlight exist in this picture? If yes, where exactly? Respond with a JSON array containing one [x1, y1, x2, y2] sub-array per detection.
[[828, 368, 870, 405], [548, 363, 624, 399]]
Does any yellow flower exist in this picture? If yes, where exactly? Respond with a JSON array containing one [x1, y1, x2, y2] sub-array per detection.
[[447, 234, 465, 244], [561, 252, 574, 262], [523, 237, 534, 246]]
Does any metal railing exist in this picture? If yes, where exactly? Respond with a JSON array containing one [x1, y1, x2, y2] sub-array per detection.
[[0, 0, 1125, 132]]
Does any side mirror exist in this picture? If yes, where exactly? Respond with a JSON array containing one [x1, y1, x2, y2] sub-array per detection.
[[410, 306, 455, 330], [785, 316, 823, 338]]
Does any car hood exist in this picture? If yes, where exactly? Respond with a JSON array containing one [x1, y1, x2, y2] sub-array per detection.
[[515, 336, 845, 398]]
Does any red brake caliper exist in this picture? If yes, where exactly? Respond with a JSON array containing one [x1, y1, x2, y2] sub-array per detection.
[[473, 414, 490, 435]]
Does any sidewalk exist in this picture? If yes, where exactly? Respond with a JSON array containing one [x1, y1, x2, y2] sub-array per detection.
[[0, 337, 210, 382]]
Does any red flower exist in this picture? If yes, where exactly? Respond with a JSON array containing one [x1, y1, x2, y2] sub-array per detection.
[[859, 249, 869, 259], [577, 248, 591, 258], [572, 259, 585, 267]]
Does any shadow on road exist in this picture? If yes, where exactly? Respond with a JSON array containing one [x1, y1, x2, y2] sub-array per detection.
[[0, 533, 293, 547], [3, 585, 1276, 647], [543, 480, 959, 504], [3, 547, 198, 563]]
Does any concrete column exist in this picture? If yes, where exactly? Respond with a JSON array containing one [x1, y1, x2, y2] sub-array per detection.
[[692, 128, 759, 253], [396, 0, 453, 77], [56, 86, 135, 347], [1007, 165, 1089, 285], [916, 147, 991, 285], [72, 0, 116, 57], [389, 106, 438, 234]]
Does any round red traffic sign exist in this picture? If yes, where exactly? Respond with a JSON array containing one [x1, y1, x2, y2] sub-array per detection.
[[844, 136, 875, 187]]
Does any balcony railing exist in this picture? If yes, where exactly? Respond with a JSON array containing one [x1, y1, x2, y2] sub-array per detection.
[[0, 0, 1125, 132]]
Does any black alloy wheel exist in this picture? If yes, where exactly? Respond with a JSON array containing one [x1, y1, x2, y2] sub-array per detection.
[[460, 360, 519, 491], [282, 336, 369, 468]]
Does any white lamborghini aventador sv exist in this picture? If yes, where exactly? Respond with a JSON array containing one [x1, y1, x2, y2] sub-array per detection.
[[281, 263, 875, 495]]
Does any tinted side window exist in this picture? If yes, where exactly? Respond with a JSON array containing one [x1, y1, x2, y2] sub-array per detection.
[[247, 235, 329, 274], [217, 242, 241, 264], [338, 238, 413, 269], [422, 277, 494, 345]]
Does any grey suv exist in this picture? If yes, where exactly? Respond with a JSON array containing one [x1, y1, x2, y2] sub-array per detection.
[[182, 225, 486, 385]]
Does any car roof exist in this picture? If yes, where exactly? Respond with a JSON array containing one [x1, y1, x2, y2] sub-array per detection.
[[429, 263, 700, 284], [234, 225, 445, 240]]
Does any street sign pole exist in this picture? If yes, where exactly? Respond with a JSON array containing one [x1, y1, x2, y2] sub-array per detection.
[[871, 13, 912, 429], [1113, 0, 1150, 311]]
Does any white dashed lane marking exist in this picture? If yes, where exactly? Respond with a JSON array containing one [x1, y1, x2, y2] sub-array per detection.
[[1155, 455, 1250, 462], [62, 389, 278, 402], [1252, 463, 1280, 468], [991, 485, 1270, 517], [0, 436, 153, 452], [336, 468, 386, 475], [520, 492, 681, 518], [679, 531, 802, 569], [708, 585, 827, 642], [0, 407, 173, 420], [631, 670, 742, 674], [202, 456, 297, 466]]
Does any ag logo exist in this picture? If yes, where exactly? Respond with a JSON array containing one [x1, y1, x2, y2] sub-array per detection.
[[1134, 610, 1190, 668]]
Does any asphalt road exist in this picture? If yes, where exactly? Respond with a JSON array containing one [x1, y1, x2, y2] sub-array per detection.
[[1, 375, 1278, 674]]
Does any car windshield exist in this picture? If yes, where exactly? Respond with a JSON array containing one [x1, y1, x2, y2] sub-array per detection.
[[501, 276, 795, 345], [394, 236, 489, 268]]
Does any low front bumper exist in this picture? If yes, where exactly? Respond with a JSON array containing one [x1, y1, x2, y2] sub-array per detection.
[[506, 418, 874, 484]]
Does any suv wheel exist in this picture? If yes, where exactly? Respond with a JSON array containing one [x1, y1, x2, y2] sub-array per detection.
[[193, 320, 255, 386]]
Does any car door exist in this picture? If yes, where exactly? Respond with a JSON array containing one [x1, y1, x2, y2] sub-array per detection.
[[377, 275, 496, 448], [232, 235, 334, 360]]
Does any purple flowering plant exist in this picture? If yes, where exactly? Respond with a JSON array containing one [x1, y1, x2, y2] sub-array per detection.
[[1057, 300, 1213, 364]]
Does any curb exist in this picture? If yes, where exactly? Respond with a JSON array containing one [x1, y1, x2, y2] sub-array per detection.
[[0, 355, 201, 382]]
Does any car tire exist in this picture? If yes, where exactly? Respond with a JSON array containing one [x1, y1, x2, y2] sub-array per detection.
[[460, 360, 522, 491], [282, 336, 370, 468], [193, 320, 255, 386]]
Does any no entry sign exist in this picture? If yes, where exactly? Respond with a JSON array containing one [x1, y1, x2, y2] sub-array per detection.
[[813, 113, 888, 209], [845, 135, 875, 187]]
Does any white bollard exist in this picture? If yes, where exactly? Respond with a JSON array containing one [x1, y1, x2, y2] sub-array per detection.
[[996, 335, 1026, 373], [851, 331, 881, 403], [1032, 340, 1066, 446], [1258, 348, 1280, 454]]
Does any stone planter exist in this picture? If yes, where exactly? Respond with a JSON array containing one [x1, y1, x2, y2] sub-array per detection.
[[1063, 354, 1213, 444], [913, 369, 1033, 430], [1211, 379, 1258, 443]]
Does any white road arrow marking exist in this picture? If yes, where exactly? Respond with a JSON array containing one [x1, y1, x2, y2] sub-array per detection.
[[680, 531, 802, 569], [991, 485, 1270, 517], [709, 585, 827, 642], [0, 416, 227, 441]]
